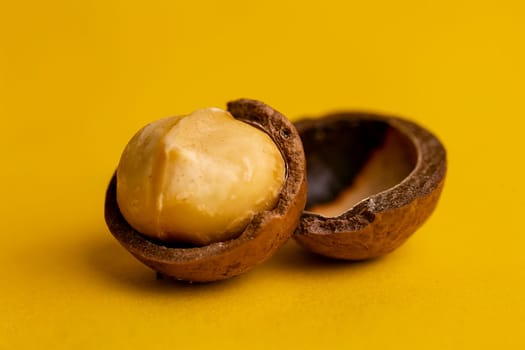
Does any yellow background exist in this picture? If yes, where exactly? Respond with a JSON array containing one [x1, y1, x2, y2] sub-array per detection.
[[1, 0, 524, 348]]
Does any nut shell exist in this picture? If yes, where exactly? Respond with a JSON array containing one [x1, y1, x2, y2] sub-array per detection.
[[293, 112, 446, 260], [105, 99, 307, 282]]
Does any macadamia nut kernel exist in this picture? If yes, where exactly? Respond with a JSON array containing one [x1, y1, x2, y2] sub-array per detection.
[[116, 107, 285, 246]]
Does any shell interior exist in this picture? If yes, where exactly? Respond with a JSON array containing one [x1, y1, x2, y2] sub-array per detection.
[[302, 119, 418, 217]]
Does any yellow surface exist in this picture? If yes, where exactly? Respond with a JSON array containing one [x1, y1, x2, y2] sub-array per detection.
[[1, 0, 524, 348]]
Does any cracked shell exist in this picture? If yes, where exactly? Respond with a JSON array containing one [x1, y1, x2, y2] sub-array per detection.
[[293, 112, 446, 260]]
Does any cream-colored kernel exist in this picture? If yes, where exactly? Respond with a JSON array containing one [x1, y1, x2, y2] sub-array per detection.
[[116, 108, 285, 246]]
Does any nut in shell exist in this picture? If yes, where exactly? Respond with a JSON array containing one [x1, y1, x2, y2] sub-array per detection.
[[105, 99, 307, 282], [293, 112, 447, 260]]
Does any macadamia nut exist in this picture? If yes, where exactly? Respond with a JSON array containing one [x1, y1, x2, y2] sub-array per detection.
[[116, 108, 285, 246]]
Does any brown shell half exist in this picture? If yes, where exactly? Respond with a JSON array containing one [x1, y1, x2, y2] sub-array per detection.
[[105, 99, 307, 282], [293, 112, 446, 260]]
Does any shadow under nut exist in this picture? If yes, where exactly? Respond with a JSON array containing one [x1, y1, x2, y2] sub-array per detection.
[[105, 99, 307, 282], [293, 113, 447, 260]]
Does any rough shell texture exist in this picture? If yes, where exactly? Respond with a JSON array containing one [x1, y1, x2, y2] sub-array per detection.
[[293, 112, 446, 260], [105, 99, 307, 282]]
